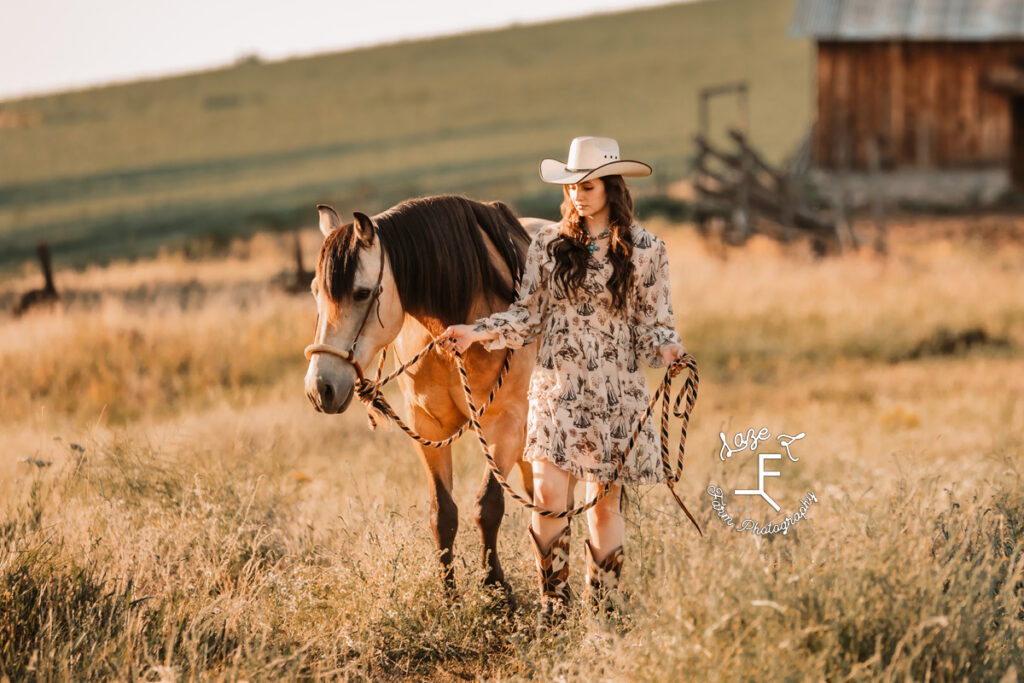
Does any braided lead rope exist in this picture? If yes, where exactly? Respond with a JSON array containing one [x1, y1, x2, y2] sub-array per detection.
[[660, 355, 703, 535], [355, 277, 528, 442], [353, 337, 516, 448], [375, 346, 387, 382], [324, 256, 702, 531], [361, 346, 391, 429], [453, 348, 701, 530]]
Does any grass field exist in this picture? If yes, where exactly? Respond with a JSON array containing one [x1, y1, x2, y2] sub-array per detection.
[[1, 216, 1021, 680], [0, 0, 811, 270]]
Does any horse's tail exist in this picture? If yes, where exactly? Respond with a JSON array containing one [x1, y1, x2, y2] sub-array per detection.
[[470, 199, 529, 302]]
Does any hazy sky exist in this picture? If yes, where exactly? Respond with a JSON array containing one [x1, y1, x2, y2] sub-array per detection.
[[1, 0, 689, 100]]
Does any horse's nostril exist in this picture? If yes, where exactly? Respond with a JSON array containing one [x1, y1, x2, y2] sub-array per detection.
[[316, 378, 334, 407]]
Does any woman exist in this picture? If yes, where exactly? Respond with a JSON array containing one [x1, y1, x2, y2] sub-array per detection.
[[440, 136, 685, 628]]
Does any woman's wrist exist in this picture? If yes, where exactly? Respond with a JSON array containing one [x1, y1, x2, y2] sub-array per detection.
[[472, 324, 498, 343]]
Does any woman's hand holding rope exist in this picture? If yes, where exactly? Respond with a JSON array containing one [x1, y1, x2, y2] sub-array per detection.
[[439, 324, 496, 355], [660, 342, 687, 376]]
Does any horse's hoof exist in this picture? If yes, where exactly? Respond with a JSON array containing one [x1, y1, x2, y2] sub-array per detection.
[[484, 579, 518, 615], [441, 575, 460, 603]]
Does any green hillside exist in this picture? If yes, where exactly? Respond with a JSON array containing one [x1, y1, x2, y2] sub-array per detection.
[[0, 0, 810, 270]]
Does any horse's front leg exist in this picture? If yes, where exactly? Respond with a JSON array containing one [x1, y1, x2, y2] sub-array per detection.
[[475, 406, 527, 591], [410, 408, 459, 593]]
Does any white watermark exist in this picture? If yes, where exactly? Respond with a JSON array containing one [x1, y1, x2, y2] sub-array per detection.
[[707, 426, 818, 538]]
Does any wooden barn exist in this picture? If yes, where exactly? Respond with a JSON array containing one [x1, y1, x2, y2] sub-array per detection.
[[791, 0, 1024, 192]]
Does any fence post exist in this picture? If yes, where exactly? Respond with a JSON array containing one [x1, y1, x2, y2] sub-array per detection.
[[733, 144, 752, 243], [694, 141, 709, 236], [778, 174, 795, 243], [868, 137, 887, 255], [293, 231, 308, 291]]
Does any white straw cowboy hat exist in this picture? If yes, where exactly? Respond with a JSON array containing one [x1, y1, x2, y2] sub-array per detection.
[[539, 136, 652, 185]]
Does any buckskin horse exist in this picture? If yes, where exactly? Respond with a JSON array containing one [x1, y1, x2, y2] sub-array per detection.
[[304, 195, 549, 594]]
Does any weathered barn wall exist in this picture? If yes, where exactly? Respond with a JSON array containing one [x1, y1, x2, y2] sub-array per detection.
[[814, 41, 1024, 171]]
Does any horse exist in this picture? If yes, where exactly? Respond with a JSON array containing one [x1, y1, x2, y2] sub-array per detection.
[[304, 194, 550, 593]]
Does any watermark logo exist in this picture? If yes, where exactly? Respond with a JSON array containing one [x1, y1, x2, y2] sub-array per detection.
[[707, 427, 818, 537]]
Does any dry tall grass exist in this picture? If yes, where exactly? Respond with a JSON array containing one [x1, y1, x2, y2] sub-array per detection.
[[1, 218, 1022, 680]]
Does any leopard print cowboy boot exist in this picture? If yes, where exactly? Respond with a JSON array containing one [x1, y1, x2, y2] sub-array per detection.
[[583, 539, 624, 616], [528, 524, 573, 631]]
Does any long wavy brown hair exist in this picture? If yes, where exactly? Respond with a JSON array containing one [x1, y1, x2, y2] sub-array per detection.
[[547, 175, 635, 311]]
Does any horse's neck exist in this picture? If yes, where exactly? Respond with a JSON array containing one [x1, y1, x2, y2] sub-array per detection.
[[388, 286, 503, 363], [402, 289, 497, 336], [387, 215, 526, 338], [404, 312, 447, 339]]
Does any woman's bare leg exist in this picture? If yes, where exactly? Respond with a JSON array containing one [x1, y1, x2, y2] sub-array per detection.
[[531, 460, 572, 549], [585, 481, 624, 561]]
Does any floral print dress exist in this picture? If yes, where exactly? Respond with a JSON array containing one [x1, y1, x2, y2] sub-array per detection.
[[472, 222, 683, 485]]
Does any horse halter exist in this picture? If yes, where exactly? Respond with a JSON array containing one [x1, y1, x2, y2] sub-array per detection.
[[304, 229, 386, 384]]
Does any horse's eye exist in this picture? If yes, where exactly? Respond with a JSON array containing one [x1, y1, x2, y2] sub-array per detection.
[[353, 288, 372, 302]]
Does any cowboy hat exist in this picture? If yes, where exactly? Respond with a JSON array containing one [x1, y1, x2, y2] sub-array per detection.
[[539, 136, 652, 184]]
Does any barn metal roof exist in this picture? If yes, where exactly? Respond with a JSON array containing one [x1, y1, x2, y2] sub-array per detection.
[[790, 0, 1024, 40]]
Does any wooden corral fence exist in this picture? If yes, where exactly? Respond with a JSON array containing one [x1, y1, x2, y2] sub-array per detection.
[[693, 129, 861, 254]]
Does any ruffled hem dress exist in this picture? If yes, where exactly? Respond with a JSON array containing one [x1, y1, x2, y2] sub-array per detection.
[[472, 222, 683, 485]]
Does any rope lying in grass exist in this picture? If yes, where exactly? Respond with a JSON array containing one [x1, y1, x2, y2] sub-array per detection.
[[351, 339, 702, 535]]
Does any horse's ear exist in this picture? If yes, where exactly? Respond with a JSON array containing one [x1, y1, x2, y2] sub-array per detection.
[[317, 204, 342, 238], [353, 212, 375, 246]]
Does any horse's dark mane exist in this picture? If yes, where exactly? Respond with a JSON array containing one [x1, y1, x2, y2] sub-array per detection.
[[318, 195, 529, 325]]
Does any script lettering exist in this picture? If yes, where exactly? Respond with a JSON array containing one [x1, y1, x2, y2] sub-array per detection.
[[718, 426, 771, 461]]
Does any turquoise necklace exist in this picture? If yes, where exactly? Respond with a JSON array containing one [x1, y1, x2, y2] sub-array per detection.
[[584, 227, 610, 255]]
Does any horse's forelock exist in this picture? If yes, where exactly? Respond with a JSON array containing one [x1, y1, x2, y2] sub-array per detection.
[[317, 222, 363, 304]]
